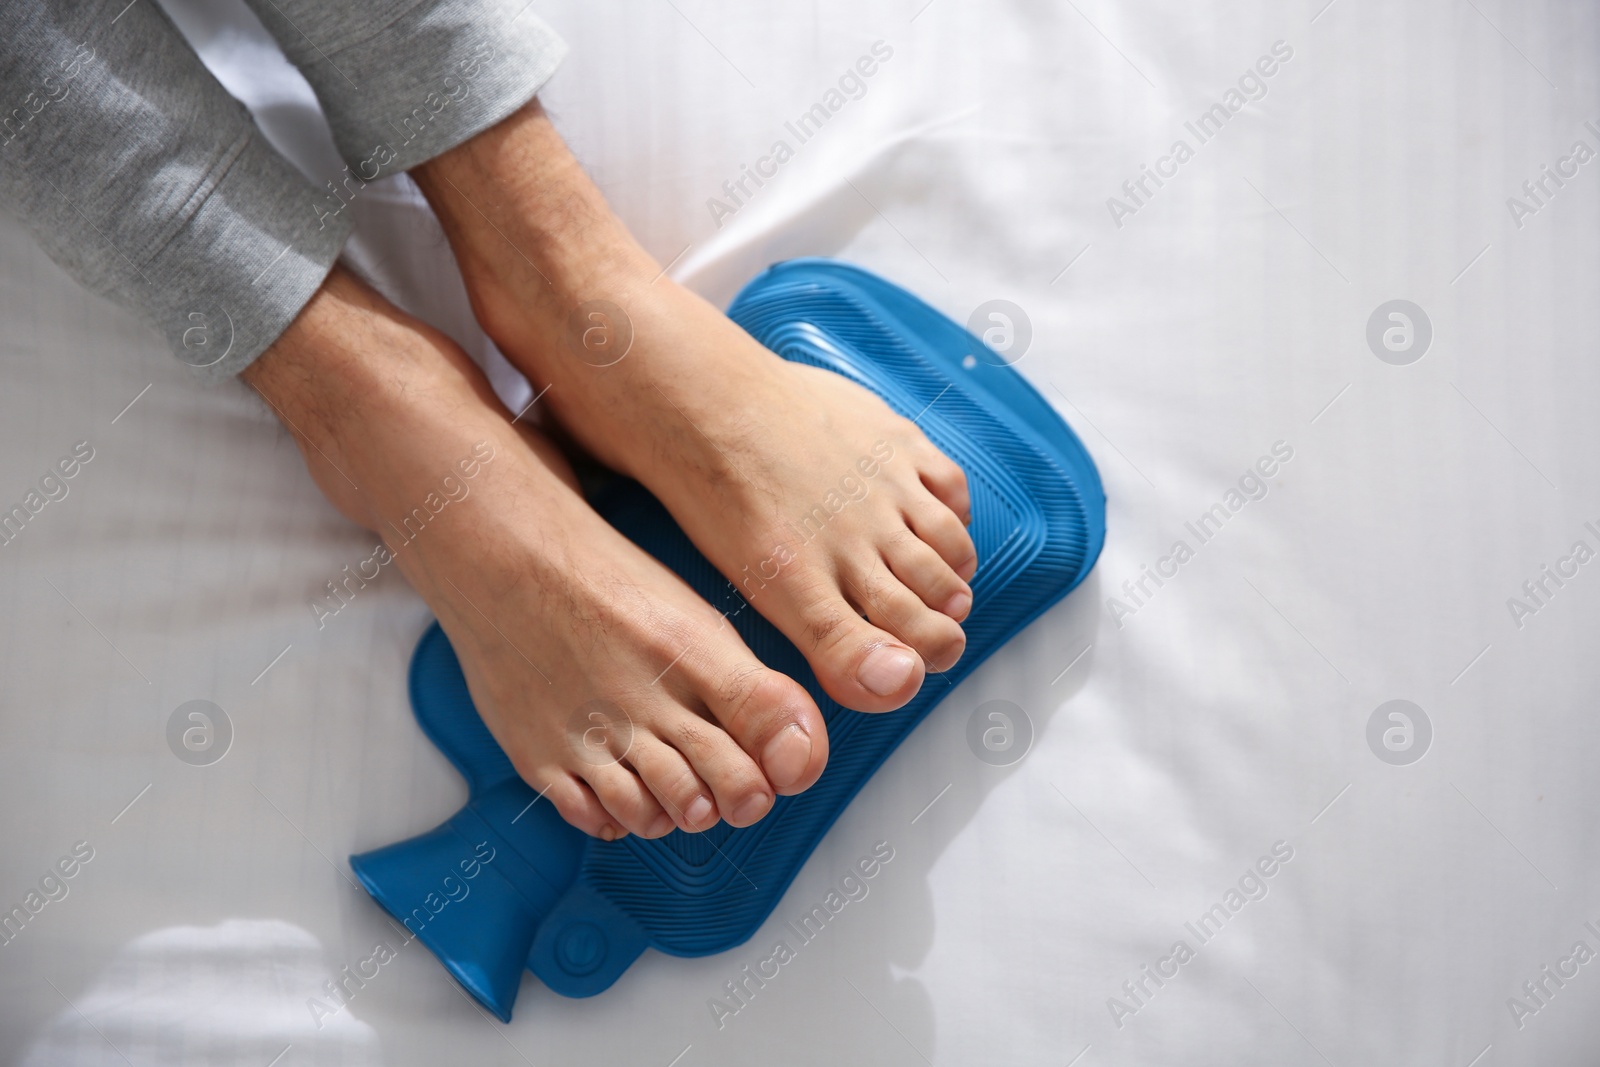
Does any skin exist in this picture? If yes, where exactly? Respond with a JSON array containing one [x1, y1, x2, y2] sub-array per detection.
[[244, 269, 827, 842], [244, 99, 975, 841], [410, 100, 977, 712]]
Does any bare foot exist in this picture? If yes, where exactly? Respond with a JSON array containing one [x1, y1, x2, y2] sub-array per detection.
[[245, 268, 828, 839], [414, 103, 976, 713]]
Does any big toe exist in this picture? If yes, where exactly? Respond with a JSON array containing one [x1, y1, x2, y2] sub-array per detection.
[[707, 667, 830, 796], [766, 581, 928, 712]]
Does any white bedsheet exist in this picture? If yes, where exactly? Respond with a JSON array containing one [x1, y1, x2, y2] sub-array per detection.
[[5, 1, 1600, 1064]]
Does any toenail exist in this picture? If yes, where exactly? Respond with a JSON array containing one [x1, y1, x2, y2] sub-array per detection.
[[761, 723, 812, 792], [858, 645, 918, 697], [648, 813, 674, 837], [733, 792, 772, 825], [943, 590, 973, 619], [685, 795, 715, 827]]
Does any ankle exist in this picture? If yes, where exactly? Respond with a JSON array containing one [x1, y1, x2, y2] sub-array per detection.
[[245, 268, 512, 529], [411, 100, 656, 303]]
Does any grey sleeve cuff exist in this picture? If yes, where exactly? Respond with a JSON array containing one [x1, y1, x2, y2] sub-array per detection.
[[0, 1, 351, 378], [242, 0, 569, 175]]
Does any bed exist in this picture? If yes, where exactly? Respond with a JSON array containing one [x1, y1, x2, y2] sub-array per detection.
[[4, 1, 1598, 1063]]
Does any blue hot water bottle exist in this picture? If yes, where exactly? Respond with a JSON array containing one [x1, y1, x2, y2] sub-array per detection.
[[350, 259, 1106, 1020]]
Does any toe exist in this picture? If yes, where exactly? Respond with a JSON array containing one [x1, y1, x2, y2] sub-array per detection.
[[708, 666, 830, 795], [905, 492, 978, 582], [884, 527, 972, 621], [843, 560, 966, 674], [626, 731, 720, 832], [655, 703, 776, 827], [779, 578, 927, 712], [535, 770, 629, 841], [917, 445, 971, 525], [582, 762, 671, 839]]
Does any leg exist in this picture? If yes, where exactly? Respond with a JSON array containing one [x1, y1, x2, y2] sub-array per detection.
[[412, 101, 978, 714], [245, 267, 828, 838]]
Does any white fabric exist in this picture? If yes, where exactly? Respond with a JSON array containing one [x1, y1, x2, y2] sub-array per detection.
[[4, 1, 1599, 1064]]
